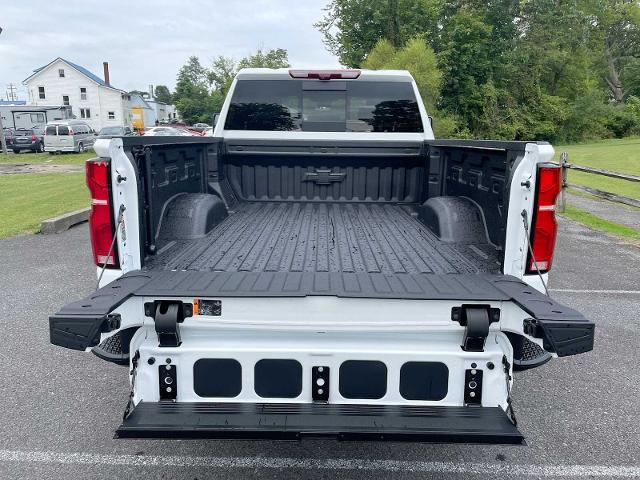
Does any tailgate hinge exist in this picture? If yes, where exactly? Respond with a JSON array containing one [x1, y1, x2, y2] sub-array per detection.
[[451, 305, 500, 352], [144, 301, 193, 347]]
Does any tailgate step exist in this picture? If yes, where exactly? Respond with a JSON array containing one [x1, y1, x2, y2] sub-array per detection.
[[117, 402, 524, 444]]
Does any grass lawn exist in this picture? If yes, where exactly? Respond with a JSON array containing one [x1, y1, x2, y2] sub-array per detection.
[[0, 151, 94, 165], [561, 204, 640, 241], [554, 137, 640, 199], [0, 173, 89, 239]]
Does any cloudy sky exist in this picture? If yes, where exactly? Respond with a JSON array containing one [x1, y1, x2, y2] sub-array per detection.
[[0, 0, 340, 100]]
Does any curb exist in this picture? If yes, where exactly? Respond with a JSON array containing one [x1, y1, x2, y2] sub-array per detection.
[[41, 208, 90, 234]]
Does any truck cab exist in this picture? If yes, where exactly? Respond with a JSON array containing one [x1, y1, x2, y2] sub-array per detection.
[[50, 69, 594, 443]]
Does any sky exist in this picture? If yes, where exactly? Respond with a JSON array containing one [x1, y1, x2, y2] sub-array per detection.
[[0, 0, 340, 100]]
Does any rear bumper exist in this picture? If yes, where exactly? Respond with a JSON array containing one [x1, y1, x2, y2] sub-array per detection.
[[44, 145, 75, 152], [117, 402, 524, 444], [12, 142, 38, 151]]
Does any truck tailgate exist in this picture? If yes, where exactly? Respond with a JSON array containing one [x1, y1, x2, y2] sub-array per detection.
[[50, 271, 593, 357]]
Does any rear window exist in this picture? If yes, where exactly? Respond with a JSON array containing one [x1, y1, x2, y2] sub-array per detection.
[[57, 126, 70, 135], [45, 126, 57, 135], [224, 80, 424, 132], [16, 130, 33, 136], [99, 127, 123, 135]]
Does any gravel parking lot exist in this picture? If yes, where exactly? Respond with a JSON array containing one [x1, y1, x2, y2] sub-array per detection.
[[0, 217, 638, 479]]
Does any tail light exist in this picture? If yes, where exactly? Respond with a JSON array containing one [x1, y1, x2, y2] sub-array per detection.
[[289, 69, 361, 80], [86, 159, 119, 268], [526, 164, 562, 274], [31, 135, 37, 141]]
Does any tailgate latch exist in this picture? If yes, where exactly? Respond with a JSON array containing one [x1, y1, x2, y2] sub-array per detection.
[[451, 305, 500, 352], [145, 301, 193, 347]]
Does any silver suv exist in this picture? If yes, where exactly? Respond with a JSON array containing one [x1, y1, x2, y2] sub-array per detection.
[[44, 121, 96, 153]]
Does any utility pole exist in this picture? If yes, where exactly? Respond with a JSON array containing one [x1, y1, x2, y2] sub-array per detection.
[[0, 27, 7, 154], [6, 83, 17, 101]]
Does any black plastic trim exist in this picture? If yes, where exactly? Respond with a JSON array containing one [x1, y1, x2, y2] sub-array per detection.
[[117, 402, 524, 443]]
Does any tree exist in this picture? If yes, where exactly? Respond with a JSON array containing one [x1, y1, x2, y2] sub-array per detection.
[[315, 0, 443, 67], [319, 0, 640, 141], [154, 85, 173, 104], [364, 37, 442, 112], [237, 48, 290, 69], [173, 49, 290, 125]]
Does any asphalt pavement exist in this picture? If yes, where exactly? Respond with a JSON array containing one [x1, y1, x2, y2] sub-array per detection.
[[0, 218, 638, 479]]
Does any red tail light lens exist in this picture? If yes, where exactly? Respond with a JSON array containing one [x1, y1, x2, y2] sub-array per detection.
[[31, 135, 37, 141], [526, 164, 562, 274], [288, 69, 361, 80], [86, 159, 119, 268]]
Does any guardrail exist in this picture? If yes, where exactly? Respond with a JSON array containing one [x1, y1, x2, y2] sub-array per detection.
[[558, 152, 640, 210]]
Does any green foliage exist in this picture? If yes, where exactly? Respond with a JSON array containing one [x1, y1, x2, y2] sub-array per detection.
[[317, 0, 640, 141], [364, 37, 441, 111], [316, 0, 442, 67], [153, 85, 173, 104], [173, 49, 290, 125]]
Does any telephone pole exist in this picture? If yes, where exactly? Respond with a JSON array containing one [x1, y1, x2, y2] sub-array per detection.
[[6, 84, 17, 101], [0, 27, 7, 154]]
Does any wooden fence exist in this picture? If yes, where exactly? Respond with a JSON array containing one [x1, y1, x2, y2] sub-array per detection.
[[558, 152, 640, 210]]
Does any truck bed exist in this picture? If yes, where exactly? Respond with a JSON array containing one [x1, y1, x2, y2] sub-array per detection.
[[146, 202, 502, 275]]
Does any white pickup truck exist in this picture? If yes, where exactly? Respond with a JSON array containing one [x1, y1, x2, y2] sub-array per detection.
[[50, 69, 594, 443]]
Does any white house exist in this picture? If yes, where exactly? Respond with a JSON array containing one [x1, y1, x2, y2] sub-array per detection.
[[23, 58, 132, 130]]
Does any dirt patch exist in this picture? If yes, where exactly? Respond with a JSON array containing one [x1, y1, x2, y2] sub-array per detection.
[[0, 163, 84, 175]]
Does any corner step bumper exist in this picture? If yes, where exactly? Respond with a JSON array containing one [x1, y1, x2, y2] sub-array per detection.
[[116, 402, 524, 444]]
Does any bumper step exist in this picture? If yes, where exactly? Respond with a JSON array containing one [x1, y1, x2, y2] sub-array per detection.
[[117, 402, 524, 444]]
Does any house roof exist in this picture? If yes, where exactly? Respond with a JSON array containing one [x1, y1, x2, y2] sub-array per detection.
[[24, 58, 124, 92]]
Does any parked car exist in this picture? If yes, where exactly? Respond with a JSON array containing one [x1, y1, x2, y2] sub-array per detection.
[[190, 122, 211, 132], [50, 68, 594, 444], [44, 120, 96, 153], [97, 126, 137, 138], [143, 126, 193, 136], [9, 127, 45, 153]]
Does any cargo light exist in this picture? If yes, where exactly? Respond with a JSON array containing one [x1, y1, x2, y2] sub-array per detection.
[[526, 164, 562, 274], [288, 69, 361, 80], [86, 159, 119, 268]]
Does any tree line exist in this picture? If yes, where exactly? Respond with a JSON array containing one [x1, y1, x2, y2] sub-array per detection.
[[157, 49, 289, 125], [316, 0, 640, 141], [163, 0, 640, 141]]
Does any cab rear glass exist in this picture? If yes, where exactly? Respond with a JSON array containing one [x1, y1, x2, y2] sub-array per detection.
[[224, 80, 424, 132]]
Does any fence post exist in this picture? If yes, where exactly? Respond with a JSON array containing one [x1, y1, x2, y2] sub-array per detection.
[[558, 152, 568, 213]]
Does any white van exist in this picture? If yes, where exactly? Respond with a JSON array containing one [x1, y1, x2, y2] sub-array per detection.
[[43, 120, 97, 153]]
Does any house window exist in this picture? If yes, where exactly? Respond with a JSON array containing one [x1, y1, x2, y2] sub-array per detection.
[[108, 111, 115, 120], [80, 108, 91, 119], [30, 113, 45, 123], [38, 87, 45, 99], [80, 87, 87, 100], [62, 95, 70, 106], [58, 69, 65, 78]]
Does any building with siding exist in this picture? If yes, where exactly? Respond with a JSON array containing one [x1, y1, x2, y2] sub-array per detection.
[[22, 58, 132, 130]]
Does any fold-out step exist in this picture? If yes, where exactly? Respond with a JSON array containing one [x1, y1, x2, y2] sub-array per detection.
[[117, 402, 524, 444]]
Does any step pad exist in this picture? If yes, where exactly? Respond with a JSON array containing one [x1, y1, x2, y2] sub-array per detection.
[[117, 402, 523, 444]]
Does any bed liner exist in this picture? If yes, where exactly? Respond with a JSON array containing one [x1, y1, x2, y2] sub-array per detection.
[[146, 202, 502, 275]]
